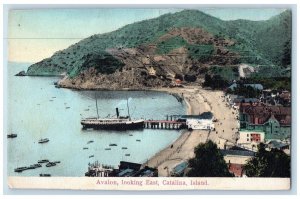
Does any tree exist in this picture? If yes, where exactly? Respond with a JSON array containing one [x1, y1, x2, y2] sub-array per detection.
[[243, 144, 290, 177], [186, 140, 233, 177]]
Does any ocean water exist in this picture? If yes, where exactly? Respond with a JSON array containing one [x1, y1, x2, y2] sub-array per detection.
[[6, 62, 186, 177]]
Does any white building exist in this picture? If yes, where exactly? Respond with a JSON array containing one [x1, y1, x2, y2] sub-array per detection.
[[186, 119, 214, 130], [237, 130, 265, 151]]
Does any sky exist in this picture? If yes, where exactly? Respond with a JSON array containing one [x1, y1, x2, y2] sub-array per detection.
[[7, 8, 286, 63]]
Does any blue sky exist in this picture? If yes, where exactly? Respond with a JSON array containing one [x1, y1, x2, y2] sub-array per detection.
[[8, 8, 286, 62]]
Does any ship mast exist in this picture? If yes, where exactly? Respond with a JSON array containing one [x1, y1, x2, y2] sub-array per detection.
[[95, 93, 99, 119], [126, 98, 131, 121]]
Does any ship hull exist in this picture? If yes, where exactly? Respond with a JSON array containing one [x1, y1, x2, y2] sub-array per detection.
[[81, 121, 144, 130]]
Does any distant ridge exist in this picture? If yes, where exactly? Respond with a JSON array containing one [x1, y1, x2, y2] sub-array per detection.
[[26, 9, 292, 90]]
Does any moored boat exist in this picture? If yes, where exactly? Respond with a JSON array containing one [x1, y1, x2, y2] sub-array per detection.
[[38, 138, 49, 144], [46, 162, 56, 167], [40, 174, 51, 177], [81, 97, 144, 130], [38, 159, 49, 163], [7, 134, 17, 138], [14, 167, 29, 173], [28, 164, 42, 169]]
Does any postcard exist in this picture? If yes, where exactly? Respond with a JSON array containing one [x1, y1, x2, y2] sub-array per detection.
[[5, 7, 292, 190]]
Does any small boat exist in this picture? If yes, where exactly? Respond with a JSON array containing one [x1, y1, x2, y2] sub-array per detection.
[[28, 164, 42, 169], [125, 154, 130, 156], [83, 147, 88, 150], [129, 134, 133, 136], [87, 140, 94, 144], [53, 161, 61, 164], [52, 97, 56, 98], [7, 134, 17, 138], [49, 100, 53, 102], [38, 159, 49, 163], [38, 138, 49, 144], [14, 167, 29, 173], [40, 174, 51, 177], [136, 139, 141, 142], [89, 155, 94, 158], [121, 147, 128, 150], [109, 143, 117, 146], [105, 148, 111, 150], [84, 109, 89, 111], [66, 107, 70, 109], [46, 162, 56, 167]]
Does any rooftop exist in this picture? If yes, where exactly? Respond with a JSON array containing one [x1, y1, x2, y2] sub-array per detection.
[[240, 105, 291, 125], [221, 149, 255, 157]]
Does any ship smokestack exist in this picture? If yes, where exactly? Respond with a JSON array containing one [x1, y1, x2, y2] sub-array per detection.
[[116, 108, 119, 118]]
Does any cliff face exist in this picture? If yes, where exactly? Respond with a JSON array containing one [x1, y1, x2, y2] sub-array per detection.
[[26, 9, 292, 89]]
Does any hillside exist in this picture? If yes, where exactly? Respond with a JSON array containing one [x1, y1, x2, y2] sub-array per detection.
[[26, 9, 292, 89]]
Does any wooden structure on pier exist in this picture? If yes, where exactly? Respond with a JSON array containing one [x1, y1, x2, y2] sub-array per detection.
[[144, 120, 187, 130]]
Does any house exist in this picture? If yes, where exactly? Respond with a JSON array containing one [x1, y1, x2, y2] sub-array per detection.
[[238, 130, 265, 143], [237, 130, 265, 151], [239, 104, 291, 140], [221, 147, 255, 173], [266, 140, 290, 151], [148, 66, 156, 76]]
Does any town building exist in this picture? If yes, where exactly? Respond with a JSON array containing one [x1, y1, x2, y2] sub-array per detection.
[[239, 104, 291, 140], [238, 130, 265, 143], [180, 112, 215, 130], [221, 146, 255, 177], [237, 130, 265, 151]]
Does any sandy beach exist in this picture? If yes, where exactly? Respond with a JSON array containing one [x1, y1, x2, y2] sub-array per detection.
[[146, 86, 239, 176]]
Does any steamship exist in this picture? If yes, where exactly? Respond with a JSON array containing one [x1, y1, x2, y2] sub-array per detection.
[[81, 98, 144, 130]]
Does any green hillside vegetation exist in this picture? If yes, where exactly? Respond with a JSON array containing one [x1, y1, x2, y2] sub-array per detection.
[[209, 65, 239, 81], [156, 36, 214, 62], [156, 36, 187, 54], [27, 9, 292, 78], [187, 44, 214, 61]]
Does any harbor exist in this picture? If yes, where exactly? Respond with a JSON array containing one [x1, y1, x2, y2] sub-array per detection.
[[7, 62, 186, 177]]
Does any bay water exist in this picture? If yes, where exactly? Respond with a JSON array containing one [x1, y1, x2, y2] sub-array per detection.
[[6, 62, 186, 176]]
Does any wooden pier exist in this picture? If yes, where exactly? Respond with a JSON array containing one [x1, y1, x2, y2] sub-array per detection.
[[144, 120, 186, 130]]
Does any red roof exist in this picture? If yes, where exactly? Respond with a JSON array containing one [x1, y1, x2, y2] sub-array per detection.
[[240, 104, 291, 125]]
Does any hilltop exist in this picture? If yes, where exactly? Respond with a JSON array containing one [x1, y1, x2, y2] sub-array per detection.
[[26, 9, 292, 90]]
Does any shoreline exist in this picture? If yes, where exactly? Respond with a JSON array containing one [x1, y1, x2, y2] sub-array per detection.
[[145, 86, 239, 176]]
